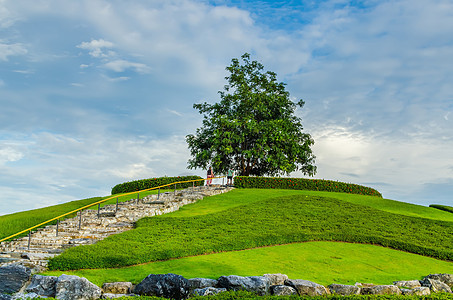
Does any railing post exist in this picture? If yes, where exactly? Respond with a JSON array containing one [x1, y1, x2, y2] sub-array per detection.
[[115, 197, 119, 213], [223, 176, 224, 186], [192, 181, 194, 191], [158, 188, 160, 199], [98, 204, 100, 218], [137, 192, 140, 204], [174, 183, 176, 195], [78, 211, 82, 230], [56, 219, 59, 237], [28, 230, 31, 250]]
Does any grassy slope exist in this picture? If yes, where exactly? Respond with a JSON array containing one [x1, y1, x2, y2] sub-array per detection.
[[0, 197, 104, 241], [47, 189, 453, 270], [166, 189, 453, 222], [44, 241, 453, 287], [0, 189, 175, 241]]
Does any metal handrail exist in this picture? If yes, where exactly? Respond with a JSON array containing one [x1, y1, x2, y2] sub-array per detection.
[[0, 176, 225, 244]]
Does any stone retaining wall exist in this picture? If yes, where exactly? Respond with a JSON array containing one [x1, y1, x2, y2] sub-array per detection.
[[1, 264, 452, 299]]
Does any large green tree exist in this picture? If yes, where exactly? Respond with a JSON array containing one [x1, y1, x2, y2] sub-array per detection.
[[186, 53, 316, 176]]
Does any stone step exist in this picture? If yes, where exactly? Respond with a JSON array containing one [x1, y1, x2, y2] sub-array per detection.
[[0, 185, 234, 269]]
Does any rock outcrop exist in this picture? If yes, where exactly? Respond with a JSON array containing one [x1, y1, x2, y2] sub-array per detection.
[[55, 274, 102, 300], [218, 275, 270, 296], [285, 279, 330, 296], [133, 273, 190, 300], [1, 271, 452, 299], [0, 264, 31, 294]]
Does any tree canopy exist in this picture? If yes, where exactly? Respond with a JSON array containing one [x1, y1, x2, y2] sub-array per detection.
[[186, 53, 316, 177]]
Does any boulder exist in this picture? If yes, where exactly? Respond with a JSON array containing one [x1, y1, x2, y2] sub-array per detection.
[[0, 264, 32, 294], [393, 280, 421, 288], [133, 273, 189, 300], [284, 279, 330, 296], [192, 287, 227, 296], [270, 285, 298, 296], [328, 283, 361, 295], [188, 278, 218, 290], [361, 285, 401, 295], [263, 273, 288, 286], [401, 287, 431, 295], [102, 282, 132, 294], [420, 278, 452, 293], [55, 274, 102, 300], [425, 274, 453, 288], [101, 293, 136, 299], [218, 275, 270, 296], [11, 293, 40, 299], [25, 275, 57, 297]]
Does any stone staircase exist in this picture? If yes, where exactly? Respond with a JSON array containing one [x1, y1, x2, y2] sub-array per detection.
[[0, 185, 233, 271]]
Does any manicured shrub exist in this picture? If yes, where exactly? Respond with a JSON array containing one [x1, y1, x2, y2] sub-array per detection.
[[430, 204, 453, 214], [111, 175, 204, 194], [234, 176, 382, 197]]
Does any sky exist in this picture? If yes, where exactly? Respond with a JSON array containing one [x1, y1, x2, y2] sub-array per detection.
[[0, 0, 452, 215]]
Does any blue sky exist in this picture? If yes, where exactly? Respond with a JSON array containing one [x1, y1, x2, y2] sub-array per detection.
[[0, 0, 452, 215]]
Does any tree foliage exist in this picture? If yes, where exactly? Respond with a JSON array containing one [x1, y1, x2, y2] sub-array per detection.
[[186, 53, 316, 176]]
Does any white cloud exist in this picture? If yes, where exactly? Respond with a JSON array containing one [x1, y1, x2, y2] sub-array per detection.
[[12, 69, 34, 74], [103, 59, 151, 74], [0, 41, 27, 61], [303, 125, 453, 203], [167, 109, 183, 117], [104, 75, 130, 82], [0, 146, 23, 165], [77, 38, 114, 58], [0, 131, 194, 215]]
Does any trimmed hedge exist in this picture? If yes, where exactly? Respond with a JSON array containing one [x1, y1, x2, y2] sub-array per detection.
[[111, 175, 204, 195], [430, 204, 453, 214], [234, 176, 382, 197]]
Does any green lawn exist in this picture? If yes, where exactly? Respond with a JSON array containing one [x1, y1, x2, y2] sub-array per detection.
[[47, 189, 453, 270], [44, 241, 453, 287], [167, 189, 453, 222]]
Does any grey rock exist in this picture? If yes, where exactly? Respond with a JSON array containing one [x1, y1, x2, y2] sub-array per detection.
[[328, 283, 361, 295], [284, 279, 330, 296], [55, 274, 102, 300], [263, 273, 288, 286], [25, 275, 57, 297], [133, 273, 189, 300], [0, 294, 12, 300], [218, 275, 270, 296], [420, 278, 452, 293], [192, 287, 227, 296], [188, 278, 218, 290], [0, 264, 32, 294], [101, 293, 136, 299], [270, 285, 298, 296], [401, 287, 431, 295], [393, 280, 421, 288], [11, 293, 40, 300], [426, 274, 453, 288], [361, 285, 401, 295], [102, 282, 132, 294]]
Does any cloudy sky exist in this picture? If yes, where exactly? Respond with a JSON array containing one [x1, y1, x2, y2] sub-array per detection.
[[1, 0, 452, 215]]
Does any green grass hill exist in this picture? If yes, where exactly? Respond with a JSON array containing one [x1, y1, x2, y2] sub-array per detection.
[[2, 182, 452, 288]]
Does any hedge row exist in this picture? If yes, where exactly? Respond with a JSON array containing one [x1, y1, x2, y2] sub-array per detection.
[[191, 291, 453, 300], [430, 204, 453, 214], [111, 175, 204, 195], [234, 176, 382, 197]]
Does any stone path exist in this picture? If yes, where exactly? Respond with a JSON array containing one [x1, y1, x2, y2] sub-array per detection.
[[0, 185, 233, 271]]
